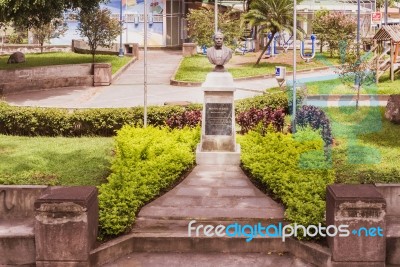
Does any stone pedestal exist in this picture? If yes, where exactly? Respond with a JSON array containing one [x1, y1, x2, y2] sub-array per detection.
[[93, 63, 112, 86], [34, 186, 98, 267], [182, 43, 197, 57], [196, 71, 240, 165], [326, 184, 386, 267]]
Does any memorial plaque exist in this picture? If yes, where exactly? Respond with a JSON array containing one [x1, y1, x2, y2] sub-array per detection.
[[205, 103, 232, 135]]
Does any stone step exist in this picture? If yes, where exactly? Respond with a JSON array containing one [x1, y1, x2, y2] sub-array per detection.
[[132, 217, 288, 235], [101, 251, 316, 267], [0, 220, 35, 266], [90, 231, 289, 266]]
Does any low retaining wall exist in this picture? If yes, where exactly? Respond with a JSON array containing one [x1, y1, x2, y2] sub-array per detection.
[[0, 185, 48, 265], [0, 44, 71, 55], [0, 64, 94, 95]]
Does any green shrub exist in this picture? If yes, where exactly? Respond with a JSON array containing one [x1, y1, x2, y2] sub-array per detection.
[[98, 126, 200, 237], [0, 101, 195, 136], [235, 90, 303, 114], [296, 105, 333, 146], [238, 128, 334, 238]]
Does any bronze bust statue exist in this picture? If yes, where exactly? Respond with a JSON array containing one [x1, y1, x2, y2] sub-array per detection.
[[207, 32, 232, 72]]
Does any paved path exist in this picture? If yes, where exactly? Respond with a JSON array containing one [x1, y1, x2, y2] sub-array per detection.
[[103, 165, 315, 266], [3, 50, 351, 108], [104, 252, 314, 267]]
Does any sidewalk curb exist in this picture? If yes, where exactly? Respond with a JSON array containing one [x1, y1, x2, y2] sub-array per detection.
[[307, 95, 390, 101], [170, 65, 338, 87], [111, 56, 137, 83]]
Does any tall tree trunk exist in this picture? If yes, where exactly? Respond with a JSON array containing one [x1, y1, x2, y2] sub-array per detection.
[[92, 52, 95, 63], [256, 31, 276, 65], [40, 42, 44, 53]]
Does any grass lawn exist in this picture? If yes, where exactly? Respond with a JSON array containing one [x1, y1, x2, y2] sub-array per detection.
[[0, 135, 114, 186], [174, 52, 340, 82], [325, 107, 400, 184], [0, 52, 132, 74], [305, 73, 400, 95]]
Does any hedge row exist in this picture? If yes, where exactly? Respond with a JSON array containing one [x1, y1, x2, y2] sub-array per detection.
[[236, 90, 303, 114], [0, 102, 200, 136], [238, 128, 335, 238], [0, 91, 302, 136], [98, 126, 200, 237]]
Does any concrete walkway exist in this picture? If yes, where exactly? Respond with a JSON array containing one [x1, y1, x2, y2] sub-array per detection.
[[100, 165, 316, 266], [2, 50, 358, 108]]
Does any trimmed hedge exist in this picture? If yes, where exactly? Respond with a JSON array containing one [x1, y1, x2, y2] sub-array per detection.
[[98, 126, 200, 237], [239, 128, 334, 238], [0, 101, 199, 136], [235, 90, 303, 114]]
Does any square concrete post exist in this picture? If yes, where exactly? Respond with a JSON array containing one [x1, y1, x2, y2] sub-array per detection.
[[93, 63, 112, 86], [326, 184, 386, 267], [34, 186, 98, 267], [182, 43, 197, 57]]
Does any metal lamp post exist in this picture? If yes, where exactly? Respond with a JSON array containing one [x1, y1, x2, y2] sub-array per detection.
[[119, 0, 124, 57], [215, 0, 218, 33], [292, 0, 297, 133], [144, 0, 148, 127]]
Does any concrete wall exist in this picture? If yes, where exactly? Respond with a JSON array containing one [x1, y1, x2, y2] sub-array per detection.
[[0, 44, 71, 55], [0, 64, 94, 95]]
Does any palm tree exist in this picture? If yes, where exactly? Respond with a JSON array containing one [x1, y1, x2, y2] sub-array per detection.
[[245, 0, 303, 65]]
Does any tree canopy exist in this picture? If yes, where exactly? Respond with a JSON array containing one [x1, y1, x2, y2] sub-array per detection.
[[0, 0, 104, 29]]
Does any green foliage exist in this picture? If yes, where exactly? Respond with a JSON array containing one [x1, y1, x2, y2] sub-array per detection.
[[0, 102, 193, 136], [235, 90, 303, 114], [186, 8, 244, 48], [296, 105, 333, 146], [239, 129, 334, 237], [245, 0, 302, 64], [76, 7, 122, 62], [98, 126, 200, 237], [0, 0, 102, 27], [312, 10, 356, 57], [31, 17, 68, 52]]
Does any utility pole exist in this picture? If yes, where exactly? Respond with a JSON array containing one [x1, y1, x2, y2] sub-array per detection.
[[292, 0, 297, 133], [144, 0, 148, 127], [119, 0, 124, 57]]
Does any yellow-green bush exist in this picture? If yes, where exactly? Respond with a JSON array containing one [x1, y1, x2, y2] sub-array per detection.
[[238, 128, 335, 235], [98, 126, 200, 237]]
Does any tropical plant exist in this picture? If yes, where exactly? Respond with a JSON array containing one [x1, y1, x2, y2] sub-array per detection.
[[244, 0, 303, 65]]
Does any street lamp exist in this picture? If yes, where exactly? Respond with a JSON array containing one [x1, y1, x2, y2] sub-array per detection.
[[215, 0, 218, 33], [119, 0, 124, 57], [292, 0, 297, 133], [144, 0, 148, 127]]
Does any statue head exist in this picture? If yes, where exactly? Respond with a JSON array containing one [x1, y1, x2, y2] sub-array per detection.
[[213, 32, 224, 49]]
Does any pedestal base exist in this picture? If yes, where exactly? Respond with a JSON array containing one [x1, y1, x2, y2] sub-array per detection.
[[196, 144, 241, 165]]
